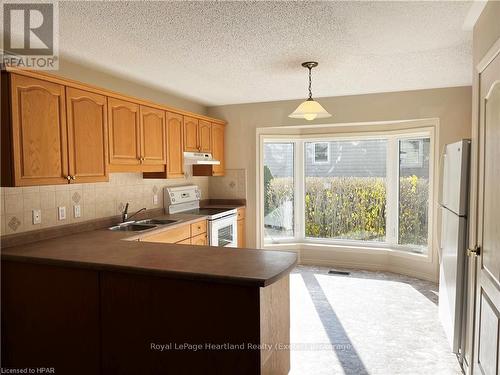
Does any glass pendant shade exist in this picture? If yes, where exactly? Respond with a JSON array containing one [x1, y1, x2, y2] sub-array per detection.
[[288, 98, 332, 121]]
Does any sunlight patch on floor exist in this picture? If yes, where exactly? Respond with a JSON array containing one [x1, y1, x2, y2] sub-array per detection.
[[289, 266, 462, 375]]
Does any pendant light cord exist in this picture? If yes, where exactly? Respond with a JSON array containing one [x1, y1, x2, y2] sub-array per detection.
[[308, 66, 313, 100]]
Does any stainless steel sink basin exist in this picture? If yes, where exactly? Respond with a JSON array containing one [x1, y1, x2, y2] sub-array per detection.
[[136, 219, 179, 225], [109, 223, 157, 232]]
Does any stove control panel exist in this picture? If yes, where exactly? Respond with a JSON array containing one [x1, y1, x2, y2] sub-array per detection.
[[165, 185, 201, 212]]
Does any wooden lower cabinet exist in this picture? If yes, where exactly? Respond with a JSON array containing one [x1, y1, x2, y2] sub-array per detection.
[[237, 219, 246, 248], [141, 220, 208, 246], [191, 233, 208, 246], [237, 207, 246, 248]]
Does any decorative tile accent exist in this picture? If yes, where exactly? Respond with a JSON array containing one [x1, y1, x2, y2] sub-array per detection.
[[118, 202, 125, 213], [152, 185, 158, 194], [72, 192, 82, 204], [229, 181, 236, 189], [8, 216, 21, 231]]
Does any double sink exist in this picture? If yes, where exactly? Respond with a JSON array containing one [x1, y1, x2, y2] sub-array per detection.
[[109, 218, 179, 232]]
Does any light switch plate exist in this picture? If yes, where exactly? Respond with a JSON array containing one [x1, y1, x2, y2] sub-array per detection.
[[153, 194, 158, 205], [32, 209, 41, 225], [58, 206, 66, 221], [73, 204, 81, 218]]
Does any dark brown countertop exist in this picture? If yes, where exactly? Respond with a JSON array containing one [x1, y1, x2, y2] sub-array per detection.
[[1, 212, 297, 287]]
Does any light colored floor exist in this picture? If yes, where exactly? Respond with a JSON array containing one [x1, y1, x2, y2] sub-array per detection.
[[289, 266, 463, 375]]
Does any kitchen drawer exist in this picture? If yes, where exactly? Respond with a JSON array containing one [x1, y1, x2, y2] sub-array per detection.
[[237, 207, 246, 220], [191, 220, 207, 236], [191, 233, 208, 246], [141, 224, 191, 244]]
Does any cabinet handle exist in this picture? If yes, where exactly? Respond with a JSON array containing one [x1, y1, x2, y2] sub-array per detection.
[[66, 175, 71, 182], [71, 176, 76, 180]]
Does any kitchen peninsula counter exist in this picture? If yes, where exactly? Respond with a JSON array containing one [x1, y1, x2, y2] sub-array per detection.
[[1, 216, 296, 375]]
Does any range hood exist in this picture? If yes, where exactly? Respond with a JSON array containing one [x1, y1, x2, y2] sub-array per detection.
[[183, 152, 220, 165]]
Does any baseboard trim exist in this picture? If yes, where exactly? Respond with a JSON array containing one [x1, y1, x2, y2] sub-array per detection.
[[299, 256, 437, 282]]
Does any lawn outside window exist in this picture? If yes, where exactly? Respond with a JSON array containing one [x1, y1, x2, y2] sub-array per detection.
[[260, 128, 433, 255]]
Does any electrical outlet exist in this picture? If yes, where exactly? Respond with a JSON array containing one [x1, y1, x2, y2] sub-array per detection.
[[153, 194, 158, 205], [73, 204, 81, 218], [58, 206, 66, 221], [32, 209, 42, 225]]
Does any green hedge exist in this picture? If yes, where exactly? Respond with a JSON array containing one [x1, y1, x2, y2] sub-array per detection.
[[265, 176, 428, 245]]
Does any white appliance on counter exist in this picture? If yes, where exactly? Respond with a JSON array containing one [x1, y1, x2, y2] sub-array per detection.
[[164, 185, 237, 247], [439, 139, 471, 355]]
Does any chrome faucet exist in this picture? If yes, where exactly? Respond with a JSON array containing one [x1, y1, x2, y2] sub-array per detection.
[[122, 203, 147, 222]]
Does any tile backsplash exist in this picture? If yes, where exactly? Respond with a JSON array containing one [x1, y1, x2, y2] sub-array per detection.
[[0, 174, 209, 236], [208, 169, 247, 200]]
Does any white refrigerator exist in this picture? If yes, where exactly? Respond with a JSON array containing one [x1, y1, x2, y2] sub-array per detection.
[[439, 139, 470, 354]]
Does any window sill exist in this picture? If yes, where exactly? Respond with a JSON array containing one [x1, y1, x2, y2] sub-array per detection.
[[262, 241, 431, 262]]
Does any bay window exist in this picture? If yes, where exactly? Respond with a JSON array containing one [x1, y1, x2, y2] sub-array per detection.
[[261, 130, 432, 254]]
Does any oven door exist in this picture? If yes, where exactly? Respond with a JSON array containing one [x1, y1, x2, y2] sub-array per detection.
[[209, 214, 238, 247]]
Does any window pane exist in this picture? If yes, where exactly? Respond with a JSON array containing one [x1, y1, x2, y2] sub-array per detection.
[[305, 139, 387, 241], [263, 143, 294, 242], [314, 142, 329, 163], [398, 138, 430, 253]]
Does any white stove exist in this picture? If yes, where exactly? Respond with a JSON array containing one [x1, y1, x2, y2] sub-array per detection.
[[165, 185, 237, 247]]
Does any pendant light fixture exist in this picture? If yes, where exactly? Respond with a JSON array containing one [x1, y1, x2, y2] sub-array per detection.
[[288, 61, 332, 121]]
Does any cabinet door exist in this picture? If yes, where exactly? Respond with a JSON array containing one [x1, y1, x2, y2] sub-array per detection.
[[66, 87, 108, 183], [183, 116, 199, 152], [140, 105, 166, 165], [211, 123, 225, 176], [141, 224, 191, 244], [237, 220, 245, 248], [108, 97, 141, 165], [192, 233, 208, 246], [199, 120, 212, 153], [10, 74, 69, 186], [166, 112, 184, 178]]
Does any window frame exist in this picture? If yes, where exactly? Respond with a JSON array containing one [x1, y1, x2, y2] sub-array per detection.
[[258, 126, 434, 256], [312, 142, 330, 164]]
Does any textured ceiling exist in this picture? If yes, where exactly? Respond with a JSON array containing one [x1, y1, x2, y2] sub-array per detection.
[[58, 1, 474, 106]]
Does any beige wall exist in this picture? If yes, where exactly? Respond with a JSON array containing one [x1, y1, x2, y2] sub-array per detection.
[[57, 56, 208, 115], [208, 86, 472, 281]]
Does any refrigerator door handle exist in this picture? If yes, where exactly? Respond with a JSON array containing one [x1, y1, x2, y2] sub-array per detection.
[[439, 152, 447, 207]]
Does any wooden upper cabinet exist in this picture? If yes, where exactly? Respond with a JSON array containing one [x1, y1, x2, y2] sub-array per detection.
[[166, 112, 184, 178], [183, 116, 199, 152], [192, 122, 225, 177], [108, 97, 141, 165], [66, 87, 108, 183], [199, 120, 212, 153], [211, 123, 225, 176], [9, 74, 69, 186], [140, 105, 166, 165]]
